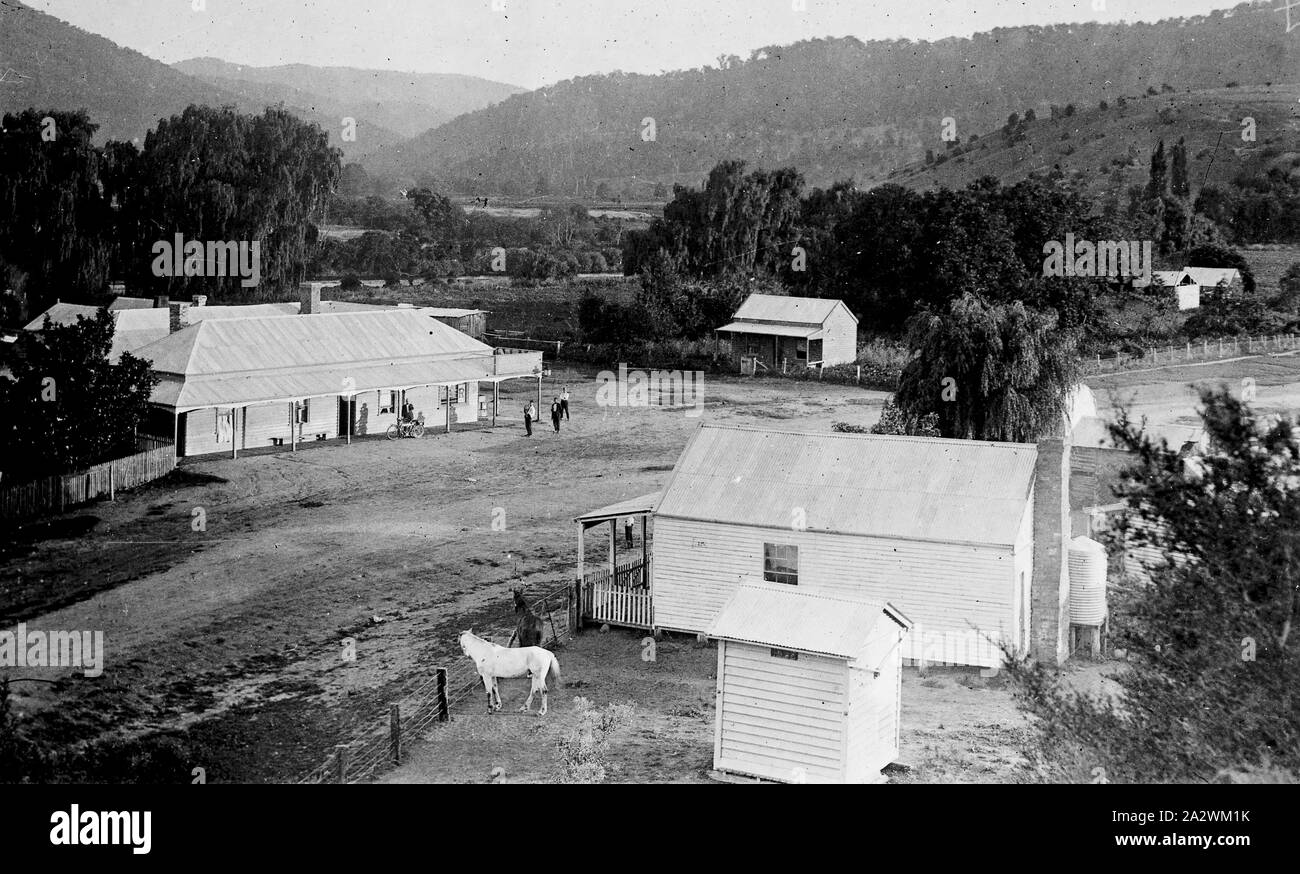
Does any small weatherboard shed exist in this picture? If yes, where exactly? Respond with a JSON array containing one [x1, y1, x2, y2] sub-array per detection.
[[709, 582, 912, 784]]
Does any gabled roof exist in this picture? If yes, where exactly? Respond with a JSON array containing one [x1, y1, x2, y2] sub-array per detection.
[[729, 293, 855, 327], [1184, 266, 1242, 287], [1140, 270, 1193, 287], [23, 303, 101, 331], [656, 425, 1038, 546], [108, 296, 156, 310], [709, 582, 911, 660], [135, 309, 501, 410]]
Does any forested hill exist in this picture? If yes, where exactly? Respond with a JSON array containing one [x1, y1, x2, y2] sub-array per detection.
[[371, 1, 1300, 195], [0, 1, 396, 158], [172, 59, 524, 140]]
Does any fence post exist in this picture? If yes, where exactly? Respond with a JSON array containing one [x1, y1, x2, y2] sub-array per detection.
[[109, 465, 115, 502], [435, 667, 449, 722], [856, 365, 861, 384], [335, 744, 350, 784], [1186, 341, 1190, 361], [390, 704, 401, 763]]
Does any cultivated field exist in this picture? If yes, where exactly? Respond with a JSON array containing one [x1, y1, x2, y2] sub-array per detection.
[[7, 353, 1300, 783]]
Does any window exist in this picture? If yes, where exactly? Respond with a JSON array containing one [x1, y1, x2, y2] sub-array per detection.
[[770, 648, 799, 661], [439, 385, 449, 403], [763, 543, 798, 585], [795, 345, 807, 360], [297, 399, 310, 423], [379, 391, 397, 414], [456, 382, 468, 404]]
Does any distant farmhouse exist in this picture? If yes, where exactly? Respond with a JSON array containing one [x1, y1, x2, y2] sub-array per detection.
[[716, 293, 858, 372], [1132, 266, 1243, 311]]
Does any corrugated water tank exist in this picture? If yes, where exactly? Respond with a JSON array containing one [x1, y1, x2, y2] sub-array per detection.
[[1068, 535, 1107, 626]]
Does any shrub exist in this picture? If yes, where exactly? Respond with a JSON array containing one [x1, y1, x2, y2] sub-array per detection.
[[557, 698, 634, 783]]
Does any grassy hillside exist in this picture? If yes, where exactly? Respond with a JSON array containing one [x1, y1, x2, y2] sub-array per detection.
[[881, 83, 1300, 204]]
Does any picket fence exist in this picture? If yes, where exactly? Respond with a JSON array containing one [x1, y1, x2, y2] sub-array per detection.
[[0, 439, 176, 521]]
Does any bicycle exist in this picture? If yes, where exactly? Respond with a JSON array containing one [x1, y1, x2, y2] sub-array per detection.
[[386, 419, 425, 440]]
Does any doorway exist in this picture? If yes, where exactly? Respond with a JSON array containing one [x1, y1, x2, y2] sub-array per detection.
[[338, 397, 356, 438]]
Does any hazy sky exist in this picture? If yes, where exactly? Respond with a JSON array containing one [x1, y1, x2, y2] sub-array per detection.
[[26, 0, 1258, 89]]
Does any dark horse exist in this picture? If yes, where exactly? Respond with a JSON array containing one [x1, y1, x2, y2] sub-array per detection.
[[512, 587, 543, 648]]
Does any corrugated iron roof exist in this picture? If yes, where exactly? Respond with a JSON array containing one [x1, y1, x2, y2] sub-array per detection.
[[134, 309, 509, 410], [709, 582, 909, 660], [574, 492, 662, 524], [716, 321, 824, 338], [23, 303, 101, 331], [730, 293, 853, 326], [656, 425, 1037, 546], [108, 297, 156, 310]]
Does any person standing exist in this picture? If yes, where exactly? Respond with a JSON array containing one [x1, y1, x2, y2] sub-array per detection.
[[560, 386, 571, 420], [523, 400, 534, 436], [550, 397, 562, 433], [624, 515, 635, 547]]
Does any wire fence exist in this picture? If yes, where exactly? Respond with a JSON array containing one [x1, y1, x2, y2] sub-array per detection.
[[1084, 333, 1300, 374], [298, 582, 576, 784]]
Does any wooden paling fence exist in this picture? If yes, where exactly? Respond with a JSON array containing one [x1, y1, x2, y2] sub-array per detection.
[[578, 557, 652, 630], [299, 582, 575, 785], [0, 440, 176, 521]]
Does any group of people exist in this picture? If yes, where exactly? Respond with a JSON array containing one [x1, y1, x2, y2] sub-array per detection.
[[523, 386, 570, 436]]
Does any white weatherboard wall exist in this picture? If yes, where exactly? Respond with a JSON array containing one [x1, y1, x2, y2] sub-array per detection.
[[654, 518, 1023, 667], [715, 643, 847, 782], [712, 604, 907, 784], [819, 303, 858, 366]]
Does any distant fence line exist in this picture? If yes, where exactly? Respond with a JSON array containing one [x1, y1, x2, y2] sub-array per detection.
[[1085, 333, 1300, 374], [299, 582, 576, 785], [486, 333, 564, 359], [0, 438, 176, 522]]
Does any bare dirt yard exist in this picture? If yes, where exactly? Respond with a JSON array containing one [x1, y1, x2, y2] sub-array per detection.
[[5, 353, 1295, 783]]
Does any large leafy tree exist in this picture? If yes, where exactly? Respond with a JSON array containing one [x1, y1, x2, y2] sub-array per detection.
[[0, 109, 117, 319], [1003, 389, 1299, 782], [628, 160, 804, 278], [894, 294, 1081, 442], [119, 105, 340, 300], [0, 309, 158, 480]]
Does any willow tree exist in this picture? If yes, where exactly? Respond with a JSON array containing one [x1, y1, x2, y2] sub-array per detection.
[[120, 105, 341, 300], [894, 293, 1081, 442], [0, 109, 117, 319]]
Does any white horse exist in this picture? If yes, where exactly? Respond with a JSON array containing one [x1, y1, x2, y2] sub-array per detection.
[[459, 630, 561, 716]]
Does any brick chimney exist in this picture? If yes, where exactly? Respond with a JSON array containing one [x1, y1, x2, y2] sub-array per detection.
[[191, 294, 207, 307], [1031, 433, 1072, 665], [300, 282, 324, 315], [168, 301, 191, 334]]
